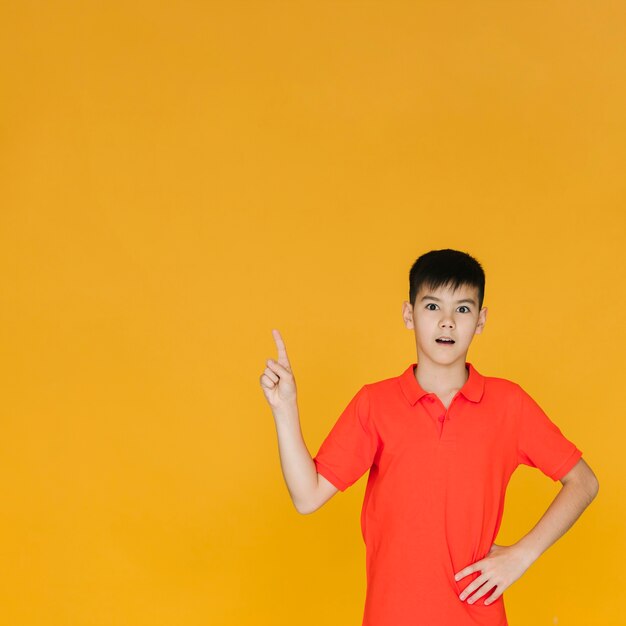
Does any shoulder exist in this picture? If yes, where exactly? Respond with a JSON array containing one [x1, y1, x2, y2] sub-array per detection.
[[480, 374, 550, 418], [482, 373, 523, 396], [477, 373, 528, 412], [361, 371, 405, 396]]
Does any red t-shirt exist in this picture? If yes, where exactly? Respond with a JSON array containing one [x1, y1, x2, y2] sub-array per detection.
[[312, 362, 583, 626]]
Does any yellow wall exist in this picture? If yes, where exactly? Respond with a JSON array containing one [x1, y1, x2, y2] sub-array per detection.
[[0, 2, 622, 624]]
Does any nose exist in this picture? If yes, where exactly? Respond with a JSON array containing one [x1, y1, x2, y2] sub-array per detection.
[[440, 314, 455, 328]]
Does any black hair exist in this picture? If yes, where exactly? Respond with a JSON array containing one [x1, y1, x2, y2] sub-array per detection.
[[408, 248, 485, 311]]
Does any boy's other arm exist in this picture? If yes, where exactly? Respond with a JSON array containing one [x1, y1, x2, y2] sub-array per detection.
[[454, 458, 599, 607], [514, 457, 599, 568]]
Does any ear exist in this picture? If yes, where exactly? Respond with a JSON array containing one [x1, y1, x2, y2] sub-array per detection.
[[402, 301, 415, 329], [475, 306, 488, 334]]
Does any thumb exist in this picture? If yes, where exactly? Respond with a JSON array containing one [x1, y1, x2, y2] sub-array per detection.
[[267, 358, 292, 378]]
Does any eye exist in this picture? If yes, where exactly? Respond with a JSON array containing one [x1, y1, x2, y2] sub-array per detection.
[[459, 306, 470, 313], [425, 303, 438, 310]]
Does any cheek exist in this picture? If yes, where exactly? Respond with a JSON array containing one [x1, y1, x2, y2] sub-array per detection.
[[415, 321, 431, 336], [460, 323, 479, 339], [416, 329, 436, 345]]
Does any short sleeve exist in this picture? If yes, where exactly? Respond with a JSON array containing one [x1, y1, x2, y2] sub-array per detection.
[[312, 385, 379, 492], [516, 383, 583, 481]]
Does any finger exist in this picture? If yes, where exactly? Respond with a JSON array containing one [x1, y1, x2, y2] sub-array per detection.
[[264, 366, 279, 383], [454, 566, 472, 581], [271, 329, 292, 369], [459, 572, 488, 600], [267, 357, 292, 379], [259, 373, 276, 388], [483, 587, 502, 605], [467, 581, 496, 605]]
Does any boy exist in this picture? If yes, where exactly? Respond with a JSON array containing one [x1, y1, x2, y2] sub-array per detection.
[[260, 248, 598, 626]]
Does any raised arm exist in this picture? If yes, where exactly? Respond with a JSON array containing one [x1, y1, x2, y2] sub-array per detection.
[[260, 329, 339, 514]]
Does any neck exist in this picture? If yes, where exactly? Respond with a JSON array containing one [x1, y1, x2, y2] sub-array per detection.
[[414, 358, 469, 395]]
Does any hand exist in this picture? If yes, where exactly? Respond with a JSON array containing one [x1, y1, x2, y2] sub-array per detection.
[[454, 542, 532, 606], [259, 329, 298, 410]]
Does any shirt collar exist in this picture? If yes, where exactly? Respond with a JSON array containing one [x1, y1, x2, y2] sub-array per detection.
[[399, 361, 485, 405]]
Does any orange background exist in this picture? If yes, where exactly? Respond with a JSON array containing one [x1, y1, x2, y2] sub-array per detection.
[[0, 2, 623, 624]]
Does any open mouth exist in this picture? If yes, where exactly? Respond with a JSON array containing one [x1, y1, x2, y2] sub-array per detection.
[[435, 338, 455, 344]]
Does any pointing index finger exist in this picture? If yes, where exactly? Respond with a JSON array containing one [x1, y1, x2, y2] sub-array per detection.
[[271, 329, 291, 368]]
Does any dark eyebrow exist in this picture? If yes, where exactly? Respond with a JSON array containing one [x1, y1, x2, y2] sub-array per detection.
[[420, 295, 476, 306]]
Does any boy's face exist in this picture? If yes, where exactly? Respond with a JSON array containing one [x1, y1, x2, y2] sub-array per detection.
[[402, 282, 487, 367]]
